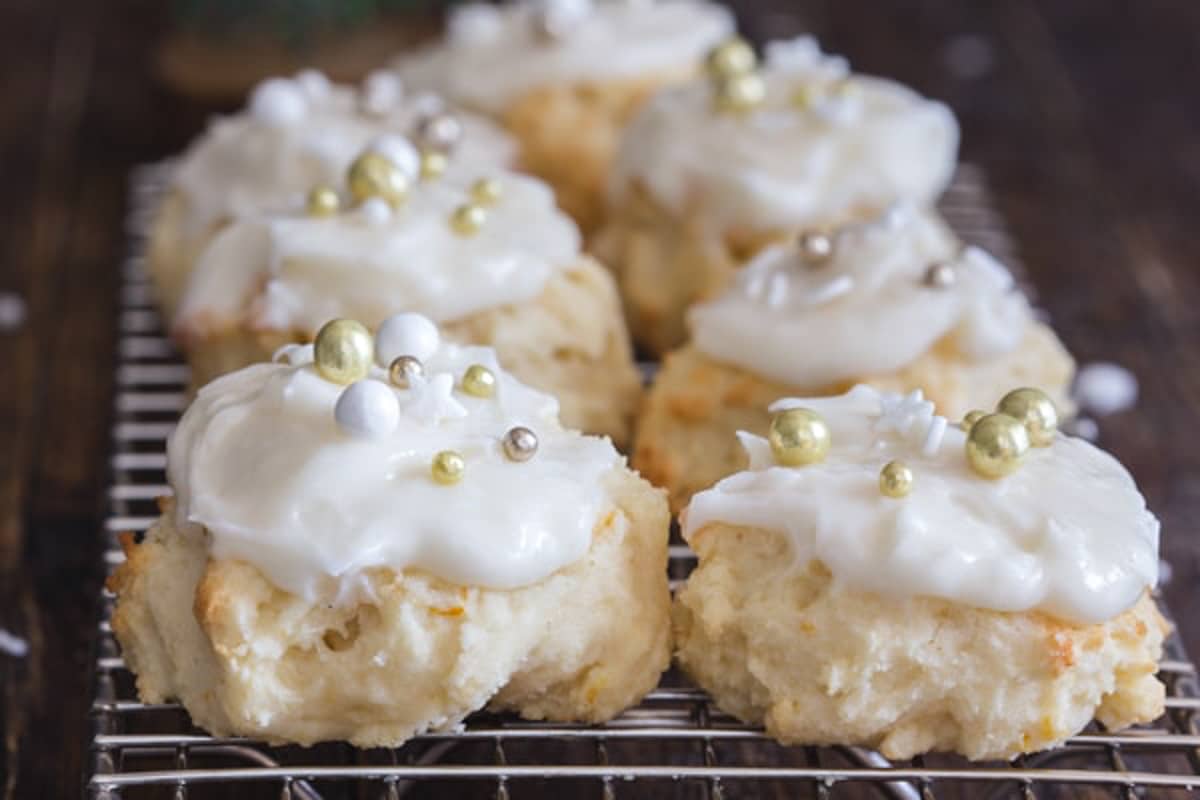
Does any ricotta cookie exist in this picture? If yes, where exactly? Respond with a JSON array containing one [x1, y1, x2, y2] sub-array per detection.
[[634, 205, 1074, 510], [110, 327, 671, 746], [149, 69, 516, 321], [674, 385, 1166, 760], [394, 0, 734, 234]]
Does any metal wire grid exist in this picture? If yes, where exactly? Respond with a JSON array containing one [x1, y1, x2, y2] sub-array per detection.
[[88, 164, 1200, 799]]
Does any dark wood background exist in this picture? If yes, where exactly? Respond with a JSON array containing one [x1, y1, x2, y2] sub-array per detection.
[[1, 1, 1197, 796]]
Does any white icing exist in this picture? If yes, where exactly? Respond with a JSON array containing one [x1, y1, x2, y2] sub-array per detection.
[[175, 171, 580, 338], [1075, 362, 1139, 416], [393, 0, 734, 114], [376, 312, 441, 364], [335, 379, 402, 438], [689, 206, 1032, 387], [169, 339, 622, 600], [611, 37, 959, 232], [171, 71, 516, 239], [683, 385, 1160, 624]]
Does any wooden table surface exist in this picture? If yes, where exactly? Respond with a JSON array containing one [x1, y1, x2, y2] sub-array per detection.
[[1, 1, 1198, 796]]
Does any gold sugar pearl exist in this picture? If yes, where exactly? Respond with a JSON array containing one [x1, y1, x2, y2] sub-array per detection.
[[470, 177, 503, 206], [706, 37, 757, 78], [923, 262, 956, 289], [306, 185, 340, 217], [961, 409, 987, 431], [450, 203, 488, 236], [768, 407, 830, 467], [713, 72, 766, 114], [965, 413, 1030, 479], [313, 319, 374, 385], [879, 460, 914, 499], [502, 426, 539, 462], [461, 364, 497, 398], [996, 387, 1059, 447], [419, 150, 448, 180], [388, 355, 424, 388], [798, 231, 834, 266], [791, 83, 819, 110], [347, 151, 410, 208], [431, 450, 465, 485]]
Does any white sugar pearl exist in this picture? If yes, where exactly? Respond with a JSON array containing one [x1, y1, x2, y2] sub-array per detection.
[[367, 134, 419, 180], [359, 197, 392, 226], [295, 69, 332, 101], [376, 312, 440, 364], [1075, 362, 1138, 416], [248, 78, 308, 126], [335, 380, 401, 438], [362, 70, 403, 115]]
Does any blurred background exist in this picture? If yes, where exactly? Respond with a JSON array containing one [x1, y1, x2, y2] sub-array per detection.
[[0, 1, 1197, 796]]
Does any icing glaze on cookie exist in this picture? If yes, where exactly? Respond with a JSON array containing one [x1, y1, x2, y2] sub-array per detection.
[[683, 385, 1159, 624], [394, 0, 734, 114], [173, 170, 580, 337], [688, 205, 1030, 386], [610, 37, 959, 232], [170, 71, 516, 237], [169, 334, 620, 601]]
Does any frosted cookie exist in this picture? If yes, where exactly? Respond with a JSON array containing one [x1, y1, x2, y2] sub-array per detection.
[[674, 384, 1166, 760], [149, 69, 516, 321], [633, 205, 1074, 511], [171, 143, 640, 445], [595, 37, 960, 354], [109, 328, 671, 747], [394, 0, 734, 235]]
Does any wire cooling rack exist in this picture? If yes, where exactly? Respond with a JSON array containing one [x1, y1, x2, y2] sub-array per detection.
[[88, 164, 1200, 799]]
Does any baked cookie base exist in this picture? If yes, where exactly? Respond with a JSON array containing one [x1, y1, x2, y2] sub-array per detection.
[[674, 523, 1168, 761], [503, 68, 693, 239], [109, 467, 671, 748]]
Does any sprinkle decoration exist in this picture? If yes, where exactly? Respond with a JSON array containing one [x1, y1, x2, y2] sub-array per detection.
[[450, 203, 488, 236], [965, 412, 1030, 479], [306, 186, 340, 217], [470, 177, 503, 206], [714, 72, 766, 114], [420, 150, 448, 180], [875, 389, 947, 457], [431, 450, 466, 485], [923, 262, 956, 289], [334, 380, 401, 438], [996, 387, 1058, 447], [388, 356, 424, 388], [798, 231, 834, 266], [347, 152, 410, 208], [768, 407, 830, 466], [879, 460, 914, 498], [415, 112, 462, 153], [375, 312, 441, 364], [502, 426, 539, 462], [314, 319, 374, 385], [461, 364, 497, 398], [706, 37, 757, 78]]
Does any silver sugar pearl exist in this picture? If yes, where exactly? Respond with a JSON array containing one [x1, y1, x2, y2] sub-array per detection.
[[923, 262, 957, 288], [502, 426, 539, 462], [388, 355, 424, 388], [798, 231, 834, 266], [415, 112, 462, 153]]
